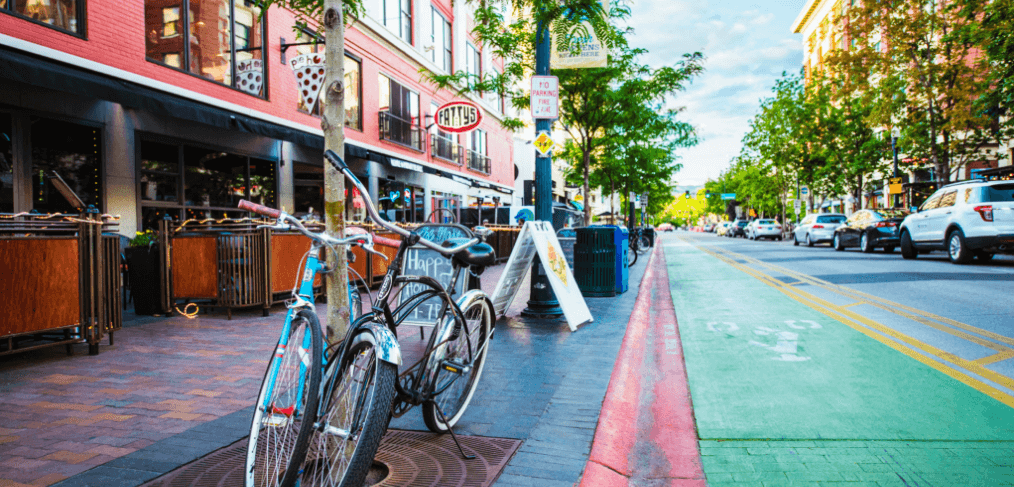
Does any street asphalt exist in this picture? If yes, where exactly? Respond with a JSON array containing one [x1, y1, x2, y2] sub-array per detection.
[[665, 230, 1014, 486]]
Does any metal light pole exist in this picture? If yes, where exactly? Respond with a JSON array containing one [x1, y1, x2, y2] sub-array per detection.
[[891, 127, 900, 208], [522, 20, 562, 318]]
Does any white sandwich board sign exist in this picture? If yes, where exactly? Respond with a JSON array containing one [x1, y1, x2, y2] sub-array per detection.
[[490, 221, 593, 331]]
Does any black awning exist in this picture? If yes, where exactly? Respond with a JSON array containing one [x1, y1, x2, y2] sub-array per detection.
[[0, 46, 326, 149]]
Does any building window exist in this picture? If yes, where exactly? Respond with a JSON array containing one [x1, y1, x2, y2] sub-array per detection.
[[466, 129, 490, 174], [144, 0, 267, 98], [429, 101, 461, 164], [2, 0, 84, 36], [138, 138, 276, 229], [293, 31, 362, 130], [379, 180, 423, 223], [1, 114, 13, 213], [31, 117, 103, 213], [430, 7, 451, 72], [368, 0, 411, 43], [465, 43, 481, 88], [379, 74, 423, 151]]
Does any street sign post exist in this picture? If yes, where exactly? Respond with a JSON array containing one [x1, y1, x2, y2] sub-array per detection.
[[721, 193, 736, 200], [531, 76, 559, 120], [800, 186, 809, 197]]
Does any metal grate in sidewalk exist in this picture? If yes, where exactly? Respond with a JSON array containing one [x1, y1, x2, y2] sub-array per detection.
[[140, 429, 522, 487]]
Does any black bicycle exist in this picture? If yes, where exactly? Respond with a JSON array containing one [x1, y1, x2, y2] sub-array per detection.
[[628, 227, 651, 266]]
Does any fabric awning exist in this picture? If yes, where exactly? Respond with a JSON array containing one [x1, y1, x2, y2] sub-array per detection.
[[0, 45, 335, 151]]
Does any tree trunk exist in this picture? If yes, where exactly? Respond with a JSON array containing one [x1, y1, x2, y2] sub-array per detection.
[[582, 149, 591, 226], [609, 176, 615, 225], [323, 1, 349, 347]]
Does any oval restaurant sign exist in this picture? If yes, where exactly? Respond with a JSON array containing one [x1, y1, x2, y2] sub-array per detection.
[[435, 101, 483, 133]]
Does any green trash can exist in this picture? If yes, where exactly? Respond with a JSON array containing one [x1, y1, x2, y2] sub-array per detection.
[[574, 226, 616, 297]]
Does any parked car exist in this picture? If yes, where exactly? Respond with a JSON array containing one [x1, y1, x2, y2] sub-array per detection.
[[793, 213, 846, 247], [728, 219, 750, 238], [657, 223, 674, 232], [832, 209, 909, 252], [716, 222, 731, 236], [899, 180, 1014, 264], [746, 219, 783, 240]]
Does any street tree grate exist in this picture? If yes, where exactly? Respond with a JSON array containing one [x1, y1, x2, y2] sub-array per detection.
[[140, 429, 522, 487]]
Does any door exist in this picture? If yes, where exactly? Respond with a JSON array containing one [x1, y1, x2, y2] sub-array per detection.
[[909, 191, 942, 243], [923, 190, 956, 243], [842, 211, 866, 246]]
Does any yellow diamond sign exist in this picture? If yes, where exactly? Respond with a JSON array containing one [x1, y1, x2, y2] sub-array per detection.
[[533, 132, 555, 156]]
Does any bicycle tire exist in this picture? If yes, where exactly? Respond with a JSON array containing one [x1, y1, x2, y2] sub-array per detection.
[[246, 310, 323, 487], [637, 235, 651, 253], [422, 296, 493, 433], [299, 329, 397, 487], [628, 245, 638, 266]]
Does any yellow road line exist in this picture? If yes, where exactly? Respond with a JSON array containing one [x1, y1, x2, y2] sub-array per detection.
[[682, 238, 1014, 409], [975, 351, 1014, 366], [736, 253, 1014, 349]]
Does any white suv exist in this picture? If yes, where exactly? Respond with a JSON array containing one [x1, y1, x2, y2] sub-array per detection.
[[899, 180, 1014, 264]]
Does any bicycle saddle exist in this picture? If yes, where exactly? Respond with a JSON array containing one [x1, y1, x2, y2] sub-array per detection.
[[442, 238, 496, 267]]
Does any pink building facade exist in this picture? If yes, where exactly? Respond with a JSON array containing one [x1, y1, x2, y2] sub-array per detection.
[[0, 0, 515, 233]]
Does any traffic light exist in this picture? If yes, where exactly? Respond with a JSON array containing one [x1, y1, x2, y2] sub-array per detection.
[[684, 190, 690, 199]]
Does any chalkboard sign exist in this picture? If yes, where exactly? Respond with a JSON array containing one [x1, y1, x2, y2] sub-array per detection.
[[398, 224, 473, 326], [557, 228, 577, 269]]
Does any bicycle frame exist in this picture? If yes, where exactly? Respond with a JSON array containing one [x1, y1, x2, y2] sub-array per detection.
[[259, 242, 327, 417]]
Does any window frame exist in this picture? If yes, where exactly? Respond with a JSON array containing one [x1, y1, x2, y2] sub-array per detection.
[[292, 31, 363, 131], [144, 0, 269, 99], [134, 132, 280, 229], [430, 6, 452, 72], [26, 113, 106, 213], [1, 0, 87, 38]]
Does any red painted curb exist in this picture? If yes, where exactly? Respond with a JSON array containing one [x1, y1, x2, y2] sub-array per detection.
[[579, 241, 705, 486]]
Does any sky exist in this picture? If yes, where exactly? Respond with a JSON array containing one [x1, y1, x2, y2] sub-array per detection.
[[626, 0, 807, 186]]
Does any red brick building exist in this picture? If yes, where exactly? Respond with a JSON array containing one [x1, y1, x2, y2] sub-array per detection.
[[0, 0, 515, 233]]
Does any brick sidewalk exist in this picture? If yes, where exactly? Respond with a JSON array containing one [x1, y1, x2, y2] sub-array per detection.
[[0, 257, 651, 487]]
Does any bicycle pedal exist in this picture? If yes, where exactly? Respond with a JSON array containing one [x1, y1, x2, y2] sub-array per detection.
[[441, 360, 470, 375], [265, 413, 290, 428]]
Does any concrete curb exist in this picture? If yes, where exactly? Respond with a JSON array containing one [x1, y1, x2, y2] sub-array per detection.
[[578, 240, 706, 486]]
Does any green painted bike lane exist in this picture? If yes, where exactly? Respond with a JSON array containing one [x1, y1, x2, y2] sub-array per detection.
[[663, 240, 1014, 486]]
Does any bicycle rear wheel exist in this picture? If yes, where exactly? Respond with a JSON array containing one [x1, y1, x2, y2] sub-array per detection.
[[299, 328, 397, 487], [422, 296, 492, 433], [247, 310, 322, 487], [637, 235, 651, 253]]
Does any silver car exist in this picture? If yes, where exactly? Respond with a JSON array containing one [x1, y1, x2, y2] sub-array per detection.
[[747, 219, 783, 240], [793, 213, 846, 247]]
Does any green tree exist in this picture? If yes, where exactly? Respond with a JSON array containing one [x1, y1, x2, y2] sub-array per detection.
[[826, 0, 995, 183]]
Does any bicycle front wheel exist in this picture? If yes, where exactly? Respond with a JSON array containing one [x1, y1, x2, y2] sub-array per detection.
[[422, 296, 493, 433], [247, 310, 323, 487], [628, 245, 638, 267], [637, 235, 651, 253], [299, 328, 397, 487]]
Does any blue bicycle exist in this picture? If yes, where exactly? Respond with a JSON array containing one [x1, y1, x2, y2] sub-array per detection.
[[240, 199, 397, 487]]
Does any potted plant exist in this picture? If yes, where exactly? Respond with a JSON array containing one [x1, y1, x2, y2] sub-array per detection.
[[125, 229, 163, 315]]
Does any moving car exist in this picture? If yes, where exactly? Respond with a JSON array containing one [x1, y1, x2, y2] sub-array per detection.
[[899, 180, 1014, 264], [728, 219, 750, 238], [832, 209, 909, 252], [793, 213, 846, 247], [746, 219, 783, 240], [657, 223, 674, 232], [716, 222, 731, 236]]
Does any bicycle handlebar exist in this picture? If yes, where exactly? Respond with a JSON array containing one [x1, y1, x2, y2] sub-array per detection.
[[323, 150, 479, 256], [237, 200, 281, 219]]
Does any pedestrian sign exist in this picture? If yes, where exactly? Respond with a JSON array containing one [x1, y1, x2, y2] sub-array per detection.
[[533, 132, 555, 156]]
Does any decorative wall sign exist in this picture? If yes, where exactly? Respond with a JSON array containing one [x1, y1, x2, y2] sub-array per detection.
[[289, 53, 326, 111], [237, 59, 264, 96], [435, 101, 483, 133]]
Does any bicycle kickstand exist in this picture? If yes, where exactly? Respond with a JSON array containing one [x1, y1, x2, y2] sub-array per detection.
[[428, 400, 476, 460]]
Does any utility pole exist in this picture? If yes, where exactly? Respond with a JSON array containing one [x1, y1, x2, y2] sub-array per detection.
[[522, 20, 562, 318]]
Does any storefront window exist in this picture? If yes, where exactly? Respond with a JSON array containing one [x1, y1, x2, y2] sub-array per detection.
[[3, 0, 83, 35], [139, 139, 276, 229], [140, 141, 180, 202], [30, 117, 102, 213], [144, 0, 265, 97], [248, 157, 276, 208], [1, 114, 12, 213]]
